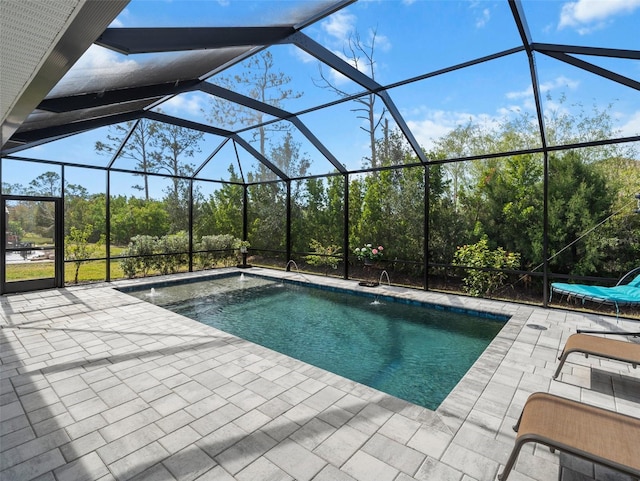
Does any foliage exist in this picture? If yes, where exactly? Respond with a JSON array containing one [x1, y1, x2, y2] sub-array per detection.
[[547, 152, 613, 276], [305, 239, 341, 273], [7, 220, 24, 241], [64, 225, 104, 284], [194, 166, 243, 239], [197, 234, 237, 268], [234, 239, 251, 249], [120, 235, 157, 278], [7, 91, 640, 304], [205, 51, 301, 156], [111, 197, 170, 245], [153, 232, 189, 275], [354, 243, 384, 261], [28, 171, 61, 196], [453, 237, 521, 297], [95, 119, 159, 200]]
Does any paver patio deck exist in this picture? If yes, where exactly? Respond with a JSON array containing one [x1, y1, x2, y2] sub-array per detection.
[[1, 268, 639, 481]]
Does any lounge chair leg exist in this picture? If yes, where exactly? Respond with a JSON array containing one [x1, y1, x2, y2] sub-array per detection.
[[553, 354, 568, 379], [498, 440, 524, 481], [512, 409, 525, 432]]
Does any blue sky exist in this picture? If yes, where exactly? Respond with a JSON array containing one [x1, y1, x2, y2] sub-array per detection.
[[8, 0, 640, 195]]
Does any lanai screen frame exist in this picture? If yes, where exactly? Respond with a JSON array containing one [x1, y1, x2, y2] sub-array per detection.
[[1, 0, 639, 307]]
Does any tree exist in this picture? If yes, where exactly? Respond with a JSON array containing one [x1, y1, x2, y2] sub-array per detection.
[[547, 151, 613, 276], [206, 51, 301, 156], [314, 29, 387, 168], [432, 121, 487, 211], [152, 122, 204, 233], [464, 153, 543, 268], [65, 224, 103, 284], [95, 119, 160, 200], [194, 166, 244, 240], [28, 171, 61, 196], [110, 197, 170, 245], [596, 157, 640, 276]]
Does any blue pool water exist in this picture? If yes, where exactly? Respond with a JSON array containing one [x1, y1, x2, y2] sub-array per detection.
[[129, 275, 505, 410]]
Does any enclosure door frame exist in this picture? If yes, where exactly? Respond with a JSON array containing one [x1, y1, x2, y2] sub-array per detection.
[[1, 195, 64, 294]]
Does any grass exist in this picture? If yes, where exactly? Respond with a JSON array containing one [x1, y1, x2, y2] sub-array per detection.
[[6, 244, 128, 283], [22, 234, 53, 245]]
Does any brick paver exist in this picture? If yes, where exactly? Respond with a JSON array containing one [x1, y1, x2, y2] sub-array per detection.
[[1, 268, 638, 481]]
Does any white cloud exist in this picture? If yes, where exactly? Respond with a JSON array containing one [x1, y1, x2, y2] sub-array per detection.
[[71, 45, 137, 71], [476, 8, 491, 28], [108, 6, 129, 27], [322, 10, 356, 42], [372, 31, 392, 53], [538, 75, 580, 93], [160, 93, 205, 117], [506, 85, 533, 100], [324, 49, 362, 86], [51, 45, 138, 96], [505, 76, 579, 104], [406, 109, 500, 150], [559, 0, 640, 32], [292, 46, 316, 64], [503, 76, 579, 114], [620, 110, 640, 137]]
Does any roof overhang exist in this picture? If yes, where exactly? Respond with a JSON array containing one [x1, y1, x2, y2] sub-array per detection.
[[0, 0, 129, 149]]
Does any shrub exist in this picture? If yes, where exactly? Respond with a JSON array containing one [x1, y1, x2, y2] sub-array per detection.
[[64, 224, 103, 284], [305, 239, 341, 274], [453, 237, 521, 297], [154, 232, 189, 274], [120, 235, 157, 278], [196, 234, 236, 268]]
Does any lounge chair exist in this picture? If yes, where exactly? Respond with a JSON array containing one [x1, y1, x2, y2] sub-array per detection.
[[498, 392, 640, 480], [553, 333, 640, 379], [550, 267, 640, 317]]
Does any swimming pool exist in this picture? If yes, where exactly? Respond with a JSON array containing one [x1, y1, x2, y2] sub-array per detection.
[[126, 274, 506, 410]]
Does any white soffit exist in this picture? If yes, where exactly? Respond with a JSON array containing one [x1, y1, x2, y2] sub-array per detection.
[[0, 0, 128, 148]]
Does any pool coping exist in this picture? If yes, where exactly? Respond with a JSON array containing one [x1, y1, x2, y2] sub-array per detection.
[[113, 268, 540, 443], [118, 268, 512, 413], [2, 266, 638, 481]]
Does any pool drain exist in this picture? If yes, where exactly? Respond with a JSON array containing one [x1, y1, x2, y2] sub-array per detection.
[[526, 324, 548, 330]]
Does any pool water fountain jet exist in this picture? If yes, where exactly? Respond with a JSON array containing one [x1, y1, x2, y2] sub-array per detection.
[[285, 259, 300, 274], [148, 287, 156, 297], [239, 273, 247, 282], [284, 259, 310, 283], [379, 270, 391, 287]]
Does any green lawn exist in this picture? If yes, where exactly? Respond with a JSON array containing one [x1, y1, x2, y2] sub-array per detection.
[[6, 244, 128, 283]]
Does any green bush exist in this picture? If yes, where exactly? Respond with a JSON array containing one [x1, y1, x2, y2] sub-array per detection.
[[305, 239, 341, 274], [453, 237, 521, 297], [196, 234, 237, 268], [120, 235, 157, 278], [154, 232, 189, 275]]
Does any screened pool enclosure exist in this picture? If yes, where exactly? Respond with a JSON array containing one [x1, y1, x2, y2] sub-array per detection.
[[1, 0, 639, 314]]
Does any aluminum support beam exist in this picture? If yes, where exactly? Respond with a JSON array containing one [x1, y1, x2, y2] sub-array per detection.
[[231, 135, 289, 181], [531, 43, 640, 60], [200, 83, 347, 173], [539, 51, 640, 91], [284, 31, 428, 164], [96, 26, 295, 54], [38, 80, 202, 113], [509, 0, 550, 306]]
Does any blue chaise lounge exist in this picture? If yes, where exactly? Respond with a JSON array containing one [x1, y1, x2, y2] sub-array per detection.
[[550, 267, 640, 317]]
